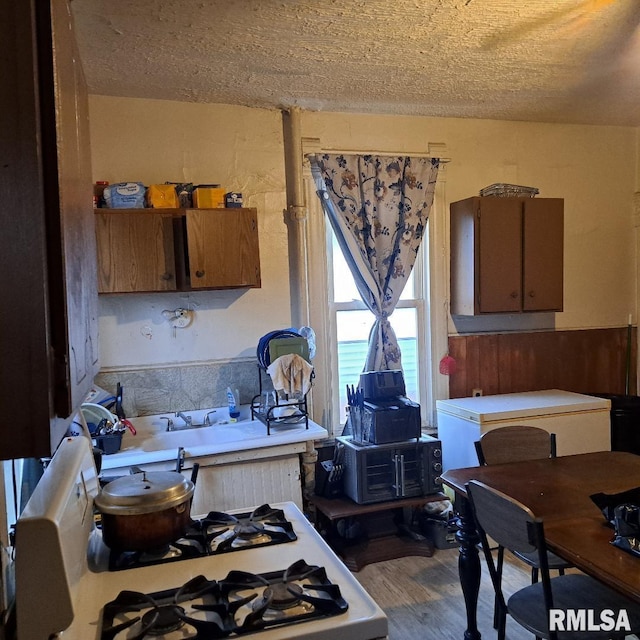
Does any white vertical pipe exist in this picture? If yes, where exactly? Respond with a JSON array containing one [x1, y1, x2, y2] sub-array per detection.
[[282, 107, 316, 499], [282, 107, 310, 329]]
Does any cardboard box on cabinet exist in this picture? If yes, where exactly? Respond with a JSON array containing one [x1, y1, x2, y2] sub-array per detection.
[[193, 186, 225, 208], [147, 184, 179, 208]]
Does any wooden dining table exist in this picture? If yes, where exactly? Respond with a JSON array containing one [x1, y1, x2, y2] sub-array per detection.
[[441, 451, 640, 640]]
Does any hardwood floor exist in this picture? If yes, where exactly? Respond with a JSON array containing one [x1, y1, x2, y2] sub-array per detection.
[[353, 547, 537, 639]]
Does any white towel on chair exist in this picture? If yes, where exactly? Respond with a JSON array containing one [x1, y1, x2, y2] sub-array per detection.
[[267, 354, 313, 397]]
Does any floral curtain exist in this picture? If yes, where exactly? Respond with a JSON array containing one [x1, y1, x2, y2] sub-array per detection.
[[309, 154, 439, 372]]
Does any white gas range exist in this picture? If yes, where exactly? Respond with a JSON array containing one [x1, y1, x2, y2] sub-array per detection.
[[15, 436, 387, 640]]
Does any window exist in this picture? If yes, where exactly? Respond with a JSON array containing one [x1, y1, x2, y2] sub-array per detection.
[[302, 142, 448, 438], [327, 223, 429, 431]]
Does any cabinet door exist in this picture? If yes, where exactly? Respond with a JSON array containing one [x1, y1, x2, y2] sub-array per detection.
[[185, 208, 261, 289], [1, 0, 99, 458], [477, 198, 522, 313], [187, 457, 302, 514], [522, 198, 564, 311], [95, 211, 177, 293]]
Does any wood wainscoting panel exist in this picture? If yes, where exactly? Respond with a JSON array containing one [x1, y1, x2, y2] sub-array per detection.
[[448, 327, 636, 399]]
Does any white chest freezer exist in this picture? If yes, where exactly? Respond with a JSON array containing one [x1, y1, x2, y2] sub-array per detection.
[[436, 389, 611, 472]]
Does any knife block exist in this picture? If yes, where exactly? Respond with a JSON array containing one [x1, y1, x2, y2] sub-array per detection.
[[317, 460, 344, 499]]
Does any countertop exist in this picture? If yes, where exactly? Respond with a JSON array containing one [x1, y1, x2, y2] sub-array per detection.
[[98, 404, 329, 471]]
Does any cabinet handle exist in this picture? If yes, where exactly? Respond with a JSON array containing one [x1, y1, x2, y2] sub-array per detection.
[[399, 454, 406, 497], [160, 272, 173, 281], [510, 291, 518, 298], [529, 290, 536, 298], [393, 454, 401, 497], [195, 270, 205, 278]]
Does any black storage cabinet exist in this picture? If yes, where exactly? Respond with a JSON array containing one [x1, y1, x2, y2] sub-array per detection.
[[591, 394, 640, 455]]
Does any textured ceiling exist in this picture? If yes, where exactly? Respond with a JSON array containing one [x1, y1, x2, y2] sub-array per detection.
[[71, 0, 640, 126]]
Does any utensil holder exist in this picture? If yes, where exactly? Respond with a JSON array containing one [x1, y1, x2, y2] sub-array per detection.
[[93, 432, 123, 455]]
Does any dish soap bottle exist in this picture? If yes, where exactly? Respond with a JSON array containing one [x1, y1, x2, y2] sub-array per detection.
[[226, 387, 240, 421]]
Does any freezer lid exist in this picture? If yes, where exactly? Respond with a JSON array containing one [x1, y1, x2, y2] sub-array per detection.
[[435, 389, 611, 423]]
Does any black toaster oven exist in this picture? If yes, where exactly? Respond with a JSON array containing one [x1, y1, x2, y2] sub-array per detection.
[[338, 435, 443, 504], [358, 396, 421, 444]]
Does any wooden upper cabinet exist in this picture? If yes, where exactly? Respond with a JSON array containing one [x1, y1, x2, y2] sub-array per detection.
[[95, 207, 261, 293], [1, 0, 100, 458], [450, 196, 564, 315], [185, 208, 261, 289], [95, 211, 177, 293]]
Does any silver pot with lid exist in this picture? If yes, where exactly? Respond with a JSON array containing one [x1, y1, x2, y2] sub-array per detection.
[[95, 470, 195, 552]]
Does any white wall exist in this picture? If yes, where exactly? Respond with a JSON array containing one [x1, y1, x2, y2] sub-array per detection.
[[89, 97, 292, 367], [89, 97, 639, 372], [301, 111, 638, 333]]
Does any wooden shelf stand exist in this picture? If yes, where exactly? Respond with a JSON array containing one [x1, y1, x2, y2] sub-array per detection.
[[310, 493, 447, 571]]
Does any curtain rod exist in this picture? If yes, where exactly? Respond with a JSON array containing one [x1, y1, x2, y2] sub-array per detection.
[[306, 150, 450, 162]]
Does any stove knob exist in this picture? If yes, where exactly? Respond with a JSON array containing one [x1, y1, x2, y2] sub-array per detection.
[[432, 448, 442, 459], [433, 462, 442, 473]]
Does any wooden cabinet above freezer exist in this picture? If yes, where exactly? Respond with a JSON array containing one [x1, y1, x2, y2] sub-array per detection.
[[449, 196, 564, 315], [95, 207, 261, 293]]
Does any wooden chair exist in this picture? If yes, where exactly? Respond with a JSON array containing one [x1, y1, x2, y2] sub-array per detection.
[[474, 424, 557, 466], [474, 426, 569, 628], [467, 479, 640, 640]]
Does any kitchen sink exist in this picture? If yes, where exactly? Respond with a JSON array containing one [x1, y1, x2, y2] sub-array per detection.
[[98, 406, 329, 478], [141, 425, 246, 451], [113, 404, 317, 459]]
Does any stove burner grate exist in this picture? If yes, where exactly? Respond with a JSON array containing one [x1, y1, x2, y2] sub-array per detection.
[[203, 503, 297, 553], [100, 559, 348, 640], [263, 581, 303, 610], [107, 504, 297, 571], [141, 604, 185, 635]]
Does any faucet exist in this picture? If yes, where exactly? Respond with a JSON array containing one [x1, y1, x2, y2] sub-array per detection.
[[160, 416, 174, 431], [161, 411, 214, 431], [175, 411, 193, 428]]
